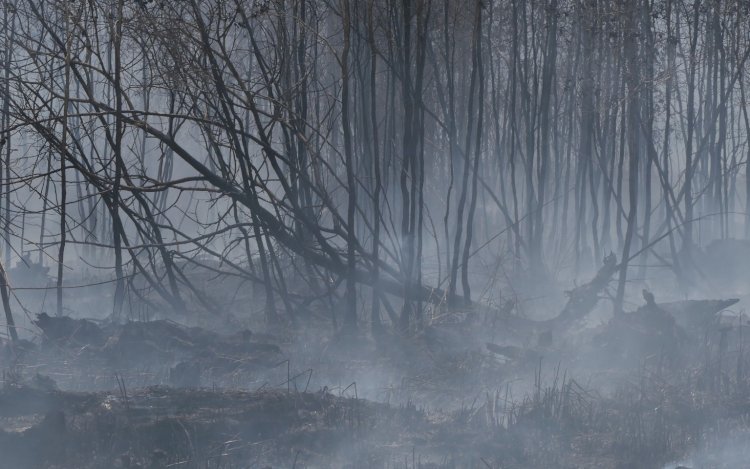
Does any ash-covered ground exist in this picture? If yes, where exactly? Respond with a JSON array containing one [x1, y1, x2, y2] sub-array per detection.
[[3, 243, 750, 469]]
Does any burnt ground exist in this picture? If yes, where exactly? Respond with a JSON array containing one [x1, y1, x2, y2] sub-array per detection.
[[2, 302, 750, 469], [2, 357, 750, 469], [2, 259, 750, 468]]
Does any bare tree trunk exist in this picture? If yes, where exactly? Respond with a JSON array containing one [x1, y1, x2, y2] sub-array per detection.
[[56, 0, 73, 317], [460, 0, 484, 304], [0, 257, 16, 342], [614, 0, 640, 316], [112, 0, 125, 317], [341, 0, 357, 331], [0, 137, 14, 342], [367, 0, 382, 331], [1, 0, 12, 265]]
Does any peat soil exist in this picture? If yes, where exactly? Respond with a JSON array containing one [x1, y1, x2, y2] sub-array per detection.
[[2, 258, 750, 468], [1, 298, 750, 468]]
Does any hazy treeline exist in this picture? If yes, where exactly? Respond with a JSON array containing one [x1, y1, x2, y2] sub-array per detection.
[[1, 0, 749, 332]]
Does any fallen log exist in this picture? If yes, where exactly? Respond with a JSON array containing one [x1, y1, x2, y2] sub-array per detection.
[[33, 313, 107, 348], [593, 292, 689, 367], [454, 254, 620, 341], [544, 253, 619, 329], [29, 315, 283, 387], [657, 298, 739, 330]]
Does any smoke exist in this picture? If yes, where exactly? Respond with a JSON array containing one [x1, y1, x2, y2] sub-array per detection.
[[665, 425, 750, 469]]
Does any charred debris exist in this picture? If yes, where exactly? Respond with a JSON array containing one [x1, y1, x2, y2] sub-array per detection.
[[1, 255, 748, 468]]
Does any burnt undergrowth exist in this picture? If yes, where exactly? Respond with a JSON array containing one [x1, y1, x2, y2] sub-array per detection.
[[2, 358, 750, 469], [2, 309, 750, 469]]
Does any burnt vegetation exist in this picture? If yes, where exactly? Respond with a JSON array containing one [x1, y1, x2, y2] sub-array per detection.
[[1, 0, 750, 467]]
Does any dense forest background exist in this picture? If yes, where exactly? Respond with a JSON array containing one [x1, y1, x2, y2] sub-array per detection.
[[0, 0, 749, 332]]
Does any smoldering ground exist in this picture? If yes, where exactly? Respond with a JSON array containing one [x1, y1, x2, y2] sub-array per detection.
[[2, 0, 750, 467]]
